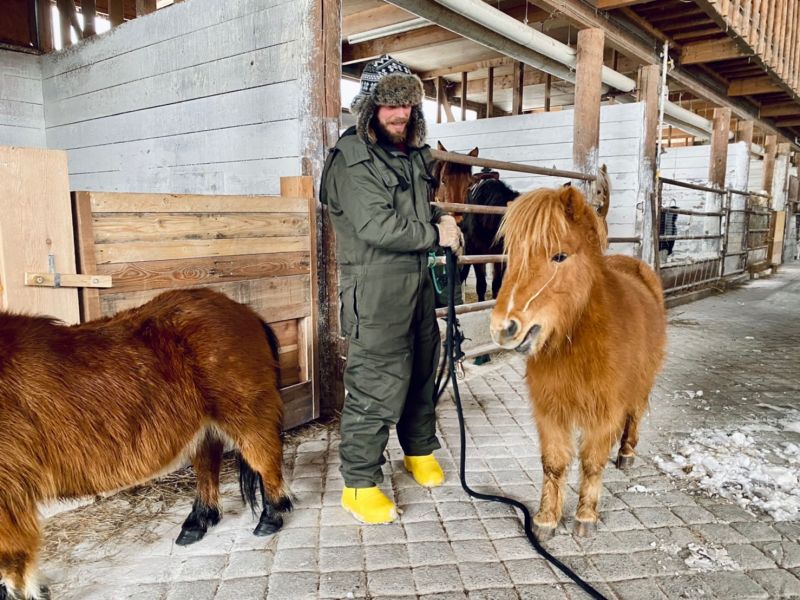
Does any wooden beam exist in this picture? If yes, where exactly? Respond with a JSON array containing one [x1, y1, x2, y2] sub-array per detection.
[[737, 119, 755, 147], [455, 68, 548, 95], [763, 134, 778, 193], [461, 71, 467, 121], [728, 76, 782, 95], [637, 64, 661, 266], [595, 0, 653, 8], [440, 78, 456, 122], [573, 28, 605, 181], [680, 38, 748, 64], [773, 116, 800, 127], [436, 77, 443, 124], [82, 0, 97, 37], [512, 61, 524, 115], [486, 66, 494, 118], [760, 102, 800, 117], [109, 0, 124, 26], [135, 0, 157, 16], [544, 73, 552, 111], [343, 25, 459, 64], [36, 0, 54, 52], [343, 4, 416, 36], [418, 57, 513, 80], [709, 108, 732, 188]]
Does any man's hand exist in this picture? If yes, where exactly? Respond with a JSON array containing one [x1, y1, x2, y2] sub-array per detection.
[[436, 216, 464, 256]]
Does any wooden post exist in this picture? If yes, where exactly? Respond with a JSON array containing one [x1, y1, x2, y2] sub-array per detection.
[[57, 0, 74, 47], [461, 71, 467, 121], [436, 77, 443, 124], [303, 0, 343, 416], [136, 0, 157, 16], [737, 120, 754, 148], [109, 0, 124, 26], [763, 134, 778, 195], [36, 0, 53, 52], [709, 108, 732, 189], [637, 65, 661, 266], [573, 28, 605, 186], [486, 66, 494, 118], [83, 0, 97, 37], [544, 73, 551, 112], [512, 61, 524, 115]]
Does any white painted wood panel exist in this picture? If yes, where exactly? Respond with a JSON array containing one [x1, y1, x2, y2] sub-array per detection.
[[0, 52, 45, 148]]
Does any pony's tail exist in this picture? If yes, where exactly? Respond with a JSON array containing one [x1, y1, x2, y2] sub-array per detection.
[[237, 453, 264, 516], [260, 320, 281, 387]]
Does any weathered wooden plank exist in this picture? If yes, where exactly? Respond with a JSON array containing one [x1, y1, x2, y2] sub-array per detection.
[[709, 108, 732, 188], [75, 191, 103, 320], [574, 28, 605, 181], [92, 213, 309, 244], [88, 192, 308, 214], [94, 251, 311, 294], [66, 120, 301, 176], [282, 380, 314, 430], [24, 272, 112, 288], [0, 125, 46, 148], [97, 275, 312, 322], [0, 101, 45, 130], [46, 82, 300, 150], [95, 236, 310, 264], [1, 74, 44, 104], [680, 38, 748, 64], [728, 76, 781, 95], [0, 147, 79, 323], [43, 43, 300, 128]]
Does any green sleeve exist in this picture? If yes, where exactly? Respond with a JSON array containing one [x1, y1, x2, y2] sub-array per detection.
[[333, 156, 439, 252]]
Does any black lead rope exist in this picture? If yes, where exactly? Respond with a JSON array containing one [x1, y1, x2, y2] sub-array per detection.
[[436, 247, 608, 600]]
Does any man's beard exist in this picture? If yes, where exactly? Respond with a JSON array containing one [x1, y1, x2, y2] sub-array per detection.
[[375, 117, 409, 144]]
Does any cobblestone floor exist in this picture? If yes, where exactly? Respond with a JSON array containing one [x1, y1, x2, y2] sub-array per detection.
[[42, 264, 800, 599]]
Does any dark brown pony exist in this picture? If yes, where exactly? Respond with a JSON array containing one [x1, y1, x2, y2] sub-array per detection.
[[432, 141, 478, 224], [490, 185, 666, 539], [0, 288, 291, 600]]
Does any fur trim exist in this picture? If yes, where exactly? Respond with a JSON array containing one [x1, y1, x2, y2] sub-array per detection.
[[352, 74, 427, 147]]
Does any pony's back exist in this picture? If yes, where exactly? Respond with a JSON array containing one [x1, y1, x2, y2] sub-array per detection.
[[463, 178, 518, 252]]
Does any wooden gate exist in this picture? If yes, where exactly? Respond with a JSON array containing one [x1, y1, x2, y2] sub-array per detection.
[[73, 176, 318, 430]]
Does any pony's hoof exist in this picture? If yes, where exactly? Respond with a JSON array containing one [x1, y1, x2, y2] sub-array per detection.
[[37, 586, 52, 600], [533, 523, 556, 542], [574, 520, 597, 538], [473, 354, 491, 366], [253, 514, 283, 536], [0, 583, 7, 600], [616, 454, 635, 470], [175, 526, 207, 546]]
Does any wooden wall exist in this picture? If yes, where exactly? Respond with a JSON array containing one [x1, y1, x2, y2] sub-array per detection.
[[0, 52, 46, 148], [38, 0, 305, 194], [427, 103, 646, 256]]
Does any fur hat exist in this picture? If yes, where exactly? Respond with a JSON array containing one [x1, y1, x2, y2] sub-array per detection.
[[351, 55, 426, 147]]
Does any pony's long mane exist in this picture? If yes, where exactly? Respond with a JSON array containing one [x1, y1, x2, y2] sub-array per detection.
[[499, 186, 607, 270]]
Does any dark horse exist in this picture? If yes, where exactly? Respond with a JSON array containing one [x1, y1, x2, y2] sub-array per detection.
[[0, 288, 291, 600], [460, 175, 519, 302]]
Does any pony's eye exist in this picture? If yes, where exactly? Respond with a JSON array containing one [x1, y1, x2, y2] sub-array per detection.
[[552, 253, 568, 263]]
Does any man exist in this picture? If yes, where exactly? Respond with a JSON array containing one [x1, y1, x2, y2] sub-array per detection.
[[320, 55, 463, 524]]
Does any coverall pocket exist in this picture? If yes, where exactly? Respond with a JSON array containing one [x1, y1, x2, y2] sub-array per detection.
[[339, 276, 359, 339]]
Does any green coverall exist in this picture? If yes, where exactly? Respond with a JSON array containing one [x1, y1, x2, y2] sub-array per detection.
[[320, 128, 444, 488]]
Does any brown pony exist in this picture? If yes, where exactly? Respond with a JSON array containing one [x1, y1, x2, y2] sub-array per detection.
[[490, 185, 666, 539], [432, 141, 478, 224], [0, 288, 291, 600]]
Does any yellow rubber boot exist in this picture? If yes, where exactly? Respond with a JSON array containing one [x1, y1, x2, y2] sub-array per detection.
[[341, 486, 398, 524], [403, 454, 445, 487]]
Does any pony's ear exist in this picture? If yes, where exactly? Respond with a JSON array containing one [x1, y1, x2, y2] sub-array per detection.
[[559, 184, 587, 221], [468, 147, 479, 157], [562, 181, 572, 188], [437, 141, 447, 151]]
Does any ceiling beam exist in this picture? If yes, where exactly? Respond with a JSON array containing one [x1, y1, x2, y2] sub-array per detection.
[[680, 38, 749, 64], [594, 0, 654, 9], [418, 57, 514, 80], [773, 117, 800, 128], [343, 4, 416, 37], [760, 102, 800, 117], [728, 76, 783, 96], [343, 25, 460, 64], [455, 68, 550, 95]]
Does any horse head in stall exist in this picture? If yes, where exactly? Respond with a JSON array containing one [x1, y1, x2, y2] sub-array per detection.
[[489, 184, 666, 539], [460, 171, 519, 302], [0, 288, 292, 600], [432, 141, 478, 224]]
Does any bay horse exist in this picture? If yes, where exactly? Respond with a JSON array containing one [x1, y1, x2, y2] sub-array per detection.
[[489, 184, 666, 539], [0, 288, 291, 600], [460, 174, 518, 302], [431, 141, 478, 224]]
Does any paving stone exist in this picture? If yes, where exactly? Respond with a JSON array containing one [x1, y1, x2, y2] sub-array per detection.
[[451, 539, 498, 563], [213, 577, 268, 600], [468, 588, 520, 600], [610, 577, 670, 600], [730, 521, 784, 543], [222, 549, 272, 579], [275, 527, 318, 549], [444, 518, 489, 541], [404, 520, 448, 543], [266, 572, 318, 600], [726, 544, 778, 570], [515, 584, 570, 599], [758, 541, 800, 569], [318, 571, 367, 598], [748, 568, 800, 598], [670, 504, 717, 525], [697, 572, 769, 599], [412, 564, 464, 595], [166, 580, 218, 600], [172, 555, 228, 582], [362, 523, 407, 545], [407, 541, 457, 567], [503, 559, 560, 585], [319, 545, 364, 572], [632, 507, 684, 529], [367, 568, 416, 596], [365, 543, 410, 570], [319, 525, 361, 547], [270, 547, 317, 572], [458, 561, 514, 590]]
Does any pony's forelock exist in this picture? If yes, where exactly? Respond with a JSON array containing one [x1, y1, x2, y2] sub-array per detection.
[[500, 188, 570, 269]]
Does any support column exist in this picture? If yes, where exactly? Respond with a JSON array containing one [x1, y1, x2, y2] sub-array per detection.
[[763, 134, 778, 196], [709, 108, 732, 189], [572, 28, 604, 190], [637, 64, 660, 266], [486, 66, 494, 118], [512, 61, 524, 115]]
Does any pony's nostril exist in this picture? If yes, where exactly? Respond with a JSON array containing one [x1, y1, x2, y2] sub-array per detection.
[[506, 320, 518, 338]]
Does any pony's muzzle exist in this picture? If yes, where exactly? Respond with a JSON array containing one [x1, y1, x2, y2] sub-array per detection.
[[491, 318, 521, 348]]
